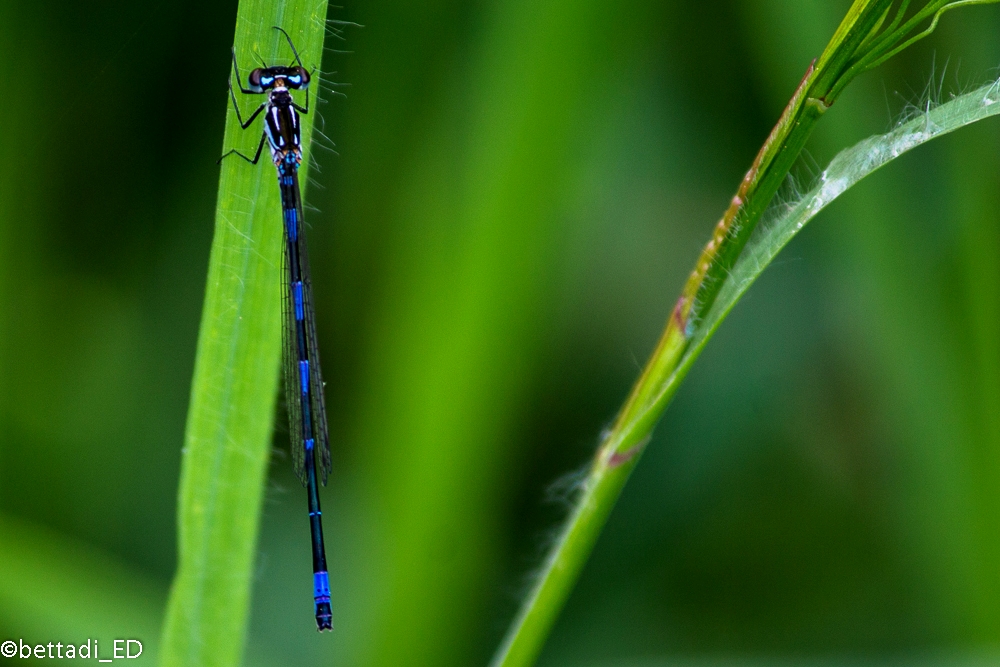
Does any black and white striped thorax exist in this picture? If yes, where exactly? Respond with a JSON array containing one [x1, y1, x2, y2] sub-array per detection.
[[263, 87, 304, 166]]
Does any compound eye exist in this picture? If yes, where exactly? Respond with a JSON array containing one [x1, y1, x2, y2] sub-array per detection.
[[293, 66, 310, 89], [247, 68, 265, 92]]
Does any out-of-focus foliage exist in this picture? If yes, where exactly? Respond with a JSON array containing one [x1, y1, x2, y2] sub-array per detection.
[[0, 0, 998, 666]]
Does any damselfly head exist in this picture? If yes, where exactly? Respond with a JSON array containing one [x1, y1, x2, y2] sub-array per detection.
[[247, 66, 311, 93]]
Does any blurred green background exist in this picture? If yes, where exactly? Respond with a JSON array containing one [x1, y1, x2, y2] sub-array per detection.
[[1, 0, 999, 665]]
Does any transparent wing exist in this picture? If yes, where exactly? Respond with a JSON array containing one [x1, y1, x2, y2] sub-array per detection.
[[296, 219, 332, 483], [281, 237, 307, 485]]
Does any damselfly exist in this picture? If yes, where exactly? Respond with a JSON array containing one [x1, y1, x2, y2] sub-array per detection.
[[219, 27, 333, 632]]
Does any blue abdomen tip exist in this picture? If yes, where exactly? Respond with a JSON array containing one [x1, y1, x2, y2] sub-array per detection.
[[314, 571, 331, 601]]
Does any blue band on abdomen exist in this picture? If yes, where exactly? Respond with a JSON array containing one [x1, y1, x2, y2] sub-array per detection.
[[284, 206, 297, 241], [293, 281, 304, 321], [299, 360, 310, 394], [314, 571, 331, 602]]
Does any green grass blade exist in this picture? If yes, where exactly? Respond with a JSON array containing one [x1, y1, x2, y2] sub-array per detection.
[[685, 77, 1000, 383], [159, 2, 329, 665], [490, 76, 1000, 667]]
